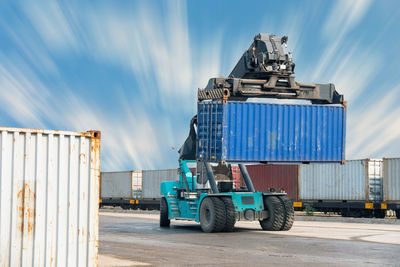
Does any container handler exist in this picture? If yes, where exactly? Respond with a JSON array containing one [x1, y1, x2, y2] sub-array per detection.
[[161, 33, 345, 232]]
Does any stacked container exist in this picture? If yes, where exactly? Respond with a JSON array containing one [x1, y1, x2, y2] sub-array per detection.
[[246, 164, 298, 200], [197, 101, 346, 163]]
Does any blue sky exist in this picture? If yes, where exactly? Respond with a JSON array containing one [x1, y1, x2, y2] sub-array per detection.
[[0, 0, 399, 171]]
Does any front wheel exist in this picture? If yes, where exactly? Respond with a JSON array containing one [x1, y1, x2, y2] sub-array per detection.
[[160, 197, 170, 227], [199, 197, 226, 233], [396, 210, 400, 219]]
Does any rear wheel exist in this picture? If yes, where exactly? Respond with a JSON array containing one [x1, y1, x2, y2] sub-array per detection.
[[199, 197, 226, 233], [396, 210, 400, 219], [221, 198, 236, 232], [278, 196, 294, 231], [160, 197, 170, 227], [260, 196, 284, 231]]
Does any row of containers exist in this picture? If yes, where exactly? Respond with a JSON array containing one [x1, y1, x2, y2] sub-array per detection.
[[100, 158, 400, 218]]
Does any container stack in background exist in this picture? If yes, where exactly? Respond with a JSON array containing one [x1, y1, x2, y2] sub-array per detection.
[[100, 169, 178, 210], [98, 158, 400, 219]]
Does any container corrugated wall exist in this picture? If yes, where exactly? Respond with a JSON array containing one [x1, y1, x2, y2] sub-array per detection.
[[101, 171, 133, 198], [142, 169, 178, 199], [246, 164, 299, 200], [197, 101, 346, 163], [299, 160, 368, 201], [0, 127, 100, 267], [383, 158, 400, 202]]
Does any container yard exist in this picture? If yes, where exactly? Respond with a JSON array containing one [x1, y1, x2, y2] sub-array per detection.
[[1, 1, 400, 266]]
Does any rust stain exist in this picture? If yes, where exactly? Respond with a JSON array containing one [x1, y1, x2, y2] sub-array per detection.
[[17, 189, 23, 199], [16, 183, 36, 235]]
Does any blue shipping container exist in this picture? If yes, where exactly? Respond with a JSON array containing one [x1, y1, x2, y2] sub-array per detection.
[[197, 101, 346, 163]]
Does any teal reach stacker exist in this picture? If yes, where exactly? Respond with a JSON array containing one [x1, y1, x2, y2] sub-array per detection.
[[160, 34, 346, 232]]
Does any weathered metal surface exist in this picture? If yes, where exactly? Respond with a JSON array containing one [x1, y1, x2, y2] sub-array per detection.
[[142, 169, 178, 199], [246, 164, 299, 200], [0, 127, 100, 267], [299, 160, 368, 201], [383, 158, 400, 202], [101, 171, 133, 198], [197, 101, 346, 163]]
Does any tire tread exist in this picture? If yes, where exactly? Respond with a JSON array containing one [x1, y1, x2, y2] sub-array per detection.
[[278, 196, 294, 231], [221, 198, 236, 232], [260, 196, 284, 231], [160, 197, 170, 227], [211, 197, 227, 232]]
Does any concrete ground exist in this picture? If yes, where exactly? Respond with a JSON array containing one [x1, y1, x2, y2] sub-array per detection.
[[99, 211, 400, 266]]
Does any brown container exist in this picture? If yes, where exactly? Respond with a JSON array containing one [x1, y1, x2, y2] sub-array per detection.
[[246, 164, 299, 200]]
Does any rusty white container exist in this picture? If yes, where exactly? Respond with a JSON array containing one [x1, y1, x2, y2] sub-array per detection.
[[0, 127, 101, 267], [383, 158, 400, 202]]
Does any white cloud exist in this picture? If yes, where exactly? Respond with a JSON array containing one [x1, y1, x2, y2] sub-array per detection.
[[0, 0, 222, 170], [323, 0, 372, 39], [21, 1, 78, 51], [312, 0, 372, 82], [346, 85, 400, 158], [1, 0, 398, 172]]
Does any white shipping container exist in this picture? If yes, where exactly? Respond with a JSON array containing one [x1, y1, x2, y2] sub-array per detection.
[[142, 169, 178, 199], [299, 160, 368, 201], [383, 158, 400, 202], [0, 127, 100, 267], [101, 171, 132, 198]]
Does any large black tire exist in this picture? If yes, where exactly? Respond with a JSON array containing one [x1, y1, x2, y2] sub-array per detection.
[[396, 210, 400, 219], [221, 198, 236, 232], [199, 197, 226, 233], [278, 196, 294, 231], [260, 196, 284, 231], [160, 197, 170, 227]]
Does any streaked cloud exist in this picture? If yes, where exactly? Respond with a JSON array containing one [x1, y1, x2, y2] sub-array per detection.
[[0, 0, 398, 171]]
